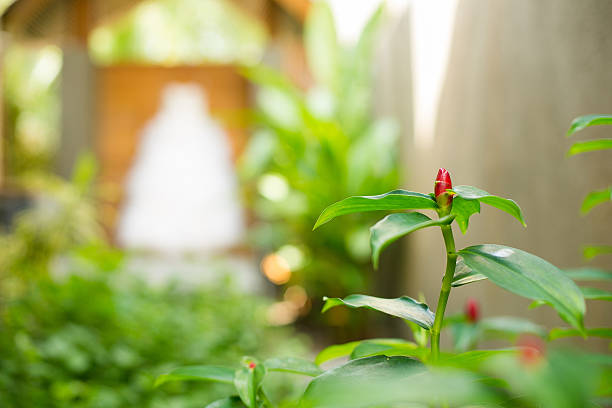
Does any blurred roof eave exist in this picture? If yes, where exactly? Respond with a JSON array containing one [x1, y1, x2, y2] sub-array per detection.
[[2, 0, 311, 42]]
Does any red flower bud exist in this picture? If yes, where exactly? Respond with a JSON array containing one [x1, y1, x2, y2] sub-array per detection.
[[434, 168, 453, 210], [248, 362, 256, 370], [517, 334, 545, 366], [465, 298, 479, 323]]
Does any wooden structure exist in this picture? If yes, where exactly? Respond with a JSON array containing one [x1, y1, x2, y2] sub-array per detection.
[[2, 0, 311, 232]]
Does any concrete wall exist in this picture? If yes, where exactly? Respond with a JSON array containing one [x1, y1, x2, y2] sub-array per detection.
[[377, 0, 612, 349]]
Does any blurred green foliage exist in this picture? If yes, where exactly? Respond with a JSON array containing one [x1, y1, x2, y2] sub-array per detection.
[[0, 249, 309, 408], [3, 44, 62, 176], [0, 157, 310, 407], [88, 0, 266, 65], [239, 3, 399, 321]]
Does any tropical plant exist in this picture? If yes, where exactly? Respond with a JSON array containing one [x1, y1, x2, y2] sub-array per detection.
[[566, 114, 612, 259], [239, 2, 399, 325], [156, 169, 611, 407]]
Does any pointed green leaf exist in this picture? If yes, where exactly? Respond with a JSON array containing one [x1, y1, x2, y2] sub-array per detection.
[[313, 190, 436, 229], [452, 258, 487, 287], [205, 397, 247, 408], [452, 185, 526, 227], [155, 365, 235, 387], [370, 212, 452, 269], [301, 356, 424, 408], [583, 245, 612, 260], [234, 357, 265, 408], [480, 317, 546, 337], [580, 287, 612, 301], [581, 187, 612, 214], [458, 244, 585, 331], [451, 196, 481, 233], [567, 139, 612, 156], [305, 1, 338, 91], [315, 341, 362, 365], [263, 357, 323, 377], [564, 267, 612, 281], [322, 294, 435, 330], [567, 114, 612, 137], [549, 327, 612, 340], [301, 356, 492, 407], [349, 339, 420, 360]]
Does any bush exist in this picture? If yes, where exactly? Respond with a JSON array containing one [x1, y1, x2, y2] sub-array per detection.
[[0, 246, 310, 407]]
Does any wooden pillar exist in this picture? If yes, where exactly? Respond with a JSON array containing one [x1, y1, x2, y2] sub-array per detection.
[[55, 0, 95, 178]]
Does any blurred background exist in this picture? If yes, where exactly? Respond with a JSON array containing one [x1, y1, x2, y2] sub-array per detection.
[[0, 0, 610, 406]]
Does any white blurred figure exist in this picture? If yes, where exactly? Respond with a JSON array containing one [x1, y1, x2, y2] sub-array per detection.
[[117, 83, 244, 254]]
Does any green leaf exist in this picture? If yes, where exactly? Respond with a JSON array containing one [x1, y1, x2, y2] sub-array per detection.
[[566, 114, 612, 137], [234, 357, 265, 408], [304, 1, 338, 91], [451, 196, 481, 233], [349, 339, 423, 360], [313, 190, 436, 229], [438, 349, 517, 370], [452, 185, 526, 227], [315, 341, 361, 365], [564, 267, 612, 281], [370, 212, 452, 269], [205, 397, 247, 408], [458, 244, 585, 331], [155, 365, 234, 387], [263, 357, 323, 377], [300, 356, 424, 408], [567, 139, 612, 156], [581, 187, 612, 214], [480, 316, 546, 337], [452, 258, 487, 287], [549, 327, 612, 340], [583, 245, 612, 260], [300, 356, 493, 407], [322, 294, 435, 330], [580, 287, 612, 301]]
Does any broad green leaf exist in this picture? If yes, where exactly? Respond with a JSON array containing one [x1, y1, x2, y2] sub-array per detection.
[[315, 341, 361, 365], [300, 356, 424, 408], [205, 397, 246, 408], [564, 267, 612, 281], [452, 258, 487, 287], [234, 357, 265, 408], [300, 356, 494, 407], [480, 317, 546, 337], [305, 1, 338, 91], [549, 327, 612, 341], [583, 245, 612, 260], [580, 287, 612, 301], [155, 365, 234, 387], [263, 357, 323, 377], [452, 185, 526, 227], [567, 139, 612, 156], [370, 212, 452, 269], [451, 196, 481, 233], [566, 114, 612, 137], [581, 187, 612, 214], [349, 339, 422, 360], [313, 190, 436, 229], [438, 349, 517, 370], [458, 245, 585, 331], [322, 294, 435, 330]]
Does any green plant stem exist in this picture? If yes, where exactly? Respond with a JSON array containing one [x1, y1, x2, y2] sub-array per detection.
[[260, 388, 274, 408], [430, 224, 457, 361]]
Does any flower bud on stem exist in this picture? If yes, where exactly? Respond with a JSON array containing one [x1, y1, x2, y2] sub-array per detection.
[[431, 169, 458, 361]]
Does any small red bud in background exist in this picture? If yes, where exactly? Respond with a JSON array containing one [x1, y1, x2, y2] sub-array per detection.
[[517, 334, 545, 366], [248, 362, 256, 370], [465, 298, 480, 323], [434, 168, 453, 210]]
